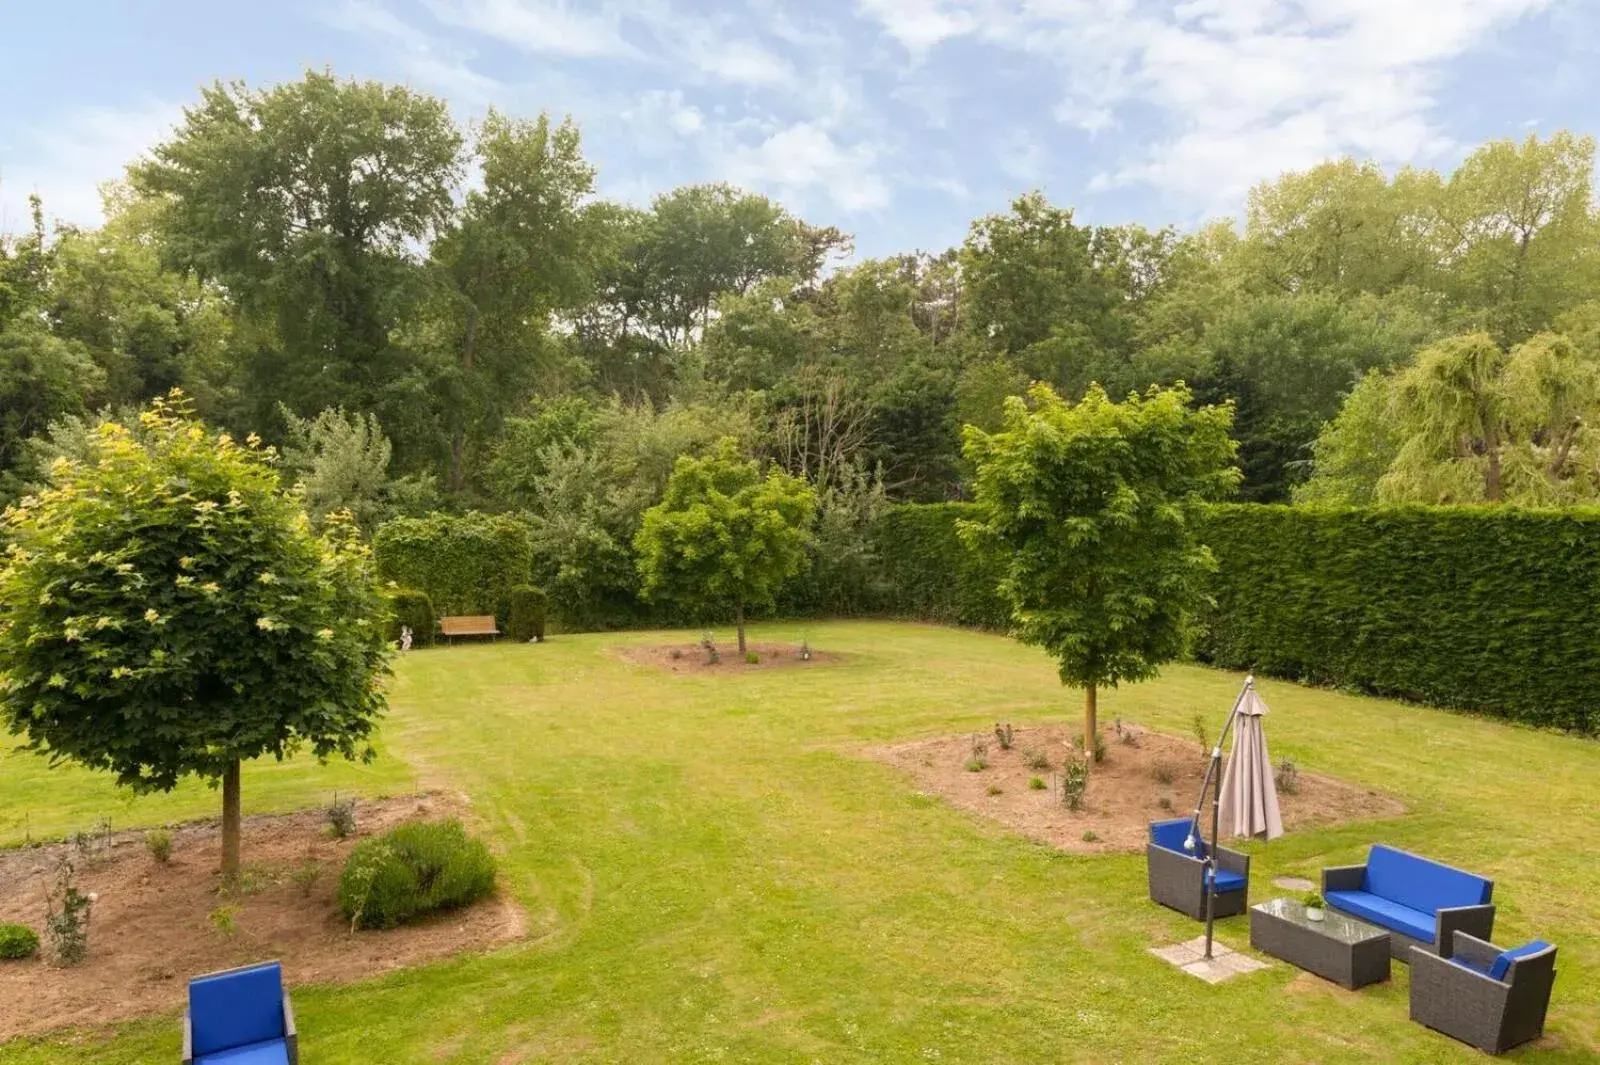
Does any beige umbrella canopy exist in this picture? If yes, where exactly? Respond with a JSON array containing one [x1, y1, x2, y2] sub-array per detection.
[[1218, 686, 1284, 840]]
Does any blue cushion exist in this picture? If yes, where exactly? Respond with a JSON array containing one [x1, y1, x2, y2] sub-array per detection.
[[1324, 890, 1435, 943], [195, 1038, 290, 1065], [1362, 845, 1491, 914], [1150, 819, 1204, 857], [1207, 868, 1247, 893], [1489, 940, 1552, 981], [189, 964, 285, 1056]]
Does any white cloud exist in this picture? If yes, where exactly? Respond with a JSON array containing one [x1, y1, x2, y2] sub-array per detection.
[[997, 129, 1045, 183], [858, 0, 1552, 210], [722, 121, 891, 212], [855, 0, 978, 53], [324, 0, 502, 105], [1, 100, 181, 232], [423, 0, 637, 59], [678, 36, 796, 88]]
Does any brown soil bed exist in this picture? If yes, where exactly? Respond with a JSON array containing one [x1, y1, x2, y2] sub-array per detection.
[[0, 793, 523, 1039], [620, 641, 835, 673], [871, 723, 1405, 855]]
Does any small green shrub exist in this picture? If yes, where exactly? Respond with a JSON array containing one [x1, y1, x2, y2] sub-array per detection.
[[1028, 776, 1047, 790], [1191, 712, 1210, 755], [209, 905, 238, 936], [700, 632, 719, 665], [1157, 796, 1173, 811], [43, 858, 92, 964], [1275, 757, 1301, 795], [506, 585, 547, 642], [384, 588, 435, 647], [1081, 830, 1098, 843], [145, 828, 173, 864], [291, 861, 323, 897], [1114, 718, 1139, 747], [1023, 747, 1051, 771], [964, 759, 987, 773], [993, 723, 1014, 750], [744, 651, 760, 665], [326, 793, 357, 839], [339, 819, 496, 931], [986, 783, 1003, 796], [0, 924, 39, 960], [1061, 759, 1090, 811], [965, 736, 988, 771], [1151, 760, 1176, 786]]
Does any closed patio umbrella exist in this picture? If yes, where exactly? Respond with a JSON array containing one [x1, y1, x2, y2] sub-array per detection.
[[1217, 686, 1284, 841]]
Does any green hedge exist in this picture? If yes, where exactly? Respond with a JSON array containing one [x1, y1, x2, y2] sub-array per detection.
[[870, 504, 1008, 629], [383, 588, 435, 647], [507, 586, 547, 641], [0, 923, 38, 960], [1196, 505, 1600, 732], [373, 513, 532, 617]]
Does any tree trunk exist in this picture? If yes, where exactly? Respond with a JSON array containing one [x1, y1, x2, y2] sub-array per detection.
[[450, 303, 479, 494], [221, 759, 241, 882], [1485, 445, 1504, 502], [1084, 684, 1098, 760], [735, 597, 747, 655]]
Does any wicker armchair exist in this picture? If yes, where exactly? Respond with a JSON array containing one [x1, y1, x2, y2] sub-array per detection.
[[1409, 932, 1556, 1056], [1146, 818, 1249, 921]]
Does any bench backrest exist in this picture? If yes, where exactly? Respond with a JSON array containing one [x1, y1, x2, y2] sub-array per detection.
[[439, 615, 498, 636], [1364, 844, 1492, 913], [189, 962, 284, 1055]]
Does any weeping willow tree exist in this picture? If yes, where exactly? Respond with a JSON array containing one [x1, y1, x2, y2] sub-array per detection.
[[1300, 323, 1600, 505]]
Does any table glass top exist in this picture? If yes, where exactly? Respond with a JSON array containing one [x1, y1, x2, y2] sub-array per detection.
[[1253, 898, 1388, 944]]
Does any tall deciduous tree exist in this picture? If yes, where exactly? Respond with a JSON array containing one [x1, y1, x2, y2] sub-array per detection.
[[129, 70, 463, 426], [962, 383, 1239, 751], [634, 438, 815, 653], [0, 395, 390, 879]]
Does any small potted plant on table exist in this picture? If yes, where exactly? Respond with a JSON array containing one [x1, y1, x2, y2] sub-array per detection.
[[1303, 891, 1326, 922]]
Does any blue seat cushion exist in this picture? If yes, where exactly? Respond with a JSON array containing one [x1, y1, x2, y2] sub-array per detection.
[[1324, 890, 1434, 943], [188, 963, 286, 1056], [1490, 940, 1552, 981], [1363, 845, 1491, 914], [1150, 818, 1204, 857], [1207, 868, 1247, 894], [195, 1039, 290, 1065]]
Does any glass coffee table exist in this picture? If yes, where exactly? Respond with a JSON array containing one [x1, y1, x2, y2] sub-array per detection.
[[1249, 898, 1391, 989]]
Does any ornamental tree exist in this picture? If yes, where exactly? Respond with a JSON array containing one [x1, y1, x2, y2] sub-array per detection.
[[0, 394, 390, 878], [634, 439, 816, 654], [961, 382, 1238, 754]]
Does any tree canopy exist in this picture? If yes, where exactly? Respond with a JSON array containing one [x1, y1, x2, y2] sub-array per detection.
[[0, 394, 390, 877], [962, 383, 1239, 749]]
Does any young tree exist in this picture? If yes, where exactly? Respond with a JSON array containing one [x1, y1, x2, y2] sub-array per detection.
[[0, 394, 390, 879], [962, 383, 1239, 754], [634, 439, 816, 653]]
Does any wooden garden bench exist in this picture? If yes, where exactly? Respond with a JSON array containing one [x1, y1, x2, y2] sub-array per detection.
[[438, 615, 500, 642]]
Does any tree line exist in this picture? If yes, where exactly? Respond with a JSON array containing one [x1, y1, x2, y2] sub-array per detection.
[[6, 70, 1600, 543]]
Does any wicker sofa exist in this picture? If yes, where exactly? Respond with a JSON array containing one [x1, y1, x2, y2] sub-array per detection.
[[1410, 932, 1557, 1055], [1147, 818, 1249, 921], [1322, 845, 1495, 961]]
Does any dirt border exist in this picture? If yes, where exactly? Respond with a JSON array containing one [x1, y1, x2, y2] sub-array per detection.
[[0, 793, 524, 1039]]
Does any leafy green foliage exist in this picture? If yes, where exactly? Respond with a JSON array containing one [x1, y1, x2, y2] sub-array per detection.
[[145, 828, 173, 863], [869, 503, 1007, 628], [373, 512, 532, 617], [383, 588, 435, 647], [0, 923, 39, 960], [0, 397, 391, 838], [507, 585, 547, 641], [634, 439, 816, 650], [338, 819, 496, 930], [1197, 504, 1600, 731], [279, 405, 436, 532], [962, 383, 1239, 698]]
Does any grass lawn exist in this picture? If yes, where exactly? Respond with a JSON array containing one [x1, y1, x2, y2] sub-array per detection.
[[2, 620, 1597, 1063]]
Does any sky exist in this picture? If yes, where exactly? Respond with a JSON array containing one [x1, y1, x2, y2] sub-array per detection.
[[1, 0, 1597, 259]]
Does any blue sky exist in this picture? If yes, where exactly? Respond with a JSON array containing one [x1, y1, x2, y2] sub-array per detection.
[[2, 0, 1597, 259]]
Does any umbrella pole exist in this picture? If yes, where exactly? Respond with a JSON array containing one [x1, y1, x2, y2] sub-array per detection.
[[1187, 674, 1254, 960]]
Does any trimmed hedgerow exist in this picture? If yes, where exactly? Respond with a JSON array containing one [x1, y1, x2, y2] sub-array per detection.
[[338, 819, 496, 931], [1195, 504, 1600, 733], [870, 504, 1008, 629], [372, 513, 532, 617], [506, 586, 548, 641], [383, 588, 435, 647]]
